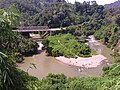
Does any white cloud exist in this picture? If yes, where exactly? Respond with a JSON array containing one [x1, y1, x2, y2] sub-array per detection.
[[66, 0, 117, 5]]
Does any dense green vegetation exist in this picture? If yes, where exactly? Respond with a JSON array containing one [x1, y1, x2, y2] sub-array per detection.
[[94, 24, 120, 48], [0, 0, 66, 26], [27, 1, 106, 29], [1, 1, 120, 90], [0, 5, 39, 63], [34, 72, 120, 90], [0, 52, 41, 90], [42, 34, 91, 58], [0, 5, 40, 90]]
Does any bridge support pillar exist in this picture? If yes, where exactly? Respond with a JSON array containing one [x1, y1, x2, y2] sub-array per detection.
[[50, 31, 52, 36]]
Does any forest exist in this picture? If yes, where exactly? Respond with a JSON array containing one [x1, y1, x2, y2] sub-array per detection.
[[0, 0, 120, 90]]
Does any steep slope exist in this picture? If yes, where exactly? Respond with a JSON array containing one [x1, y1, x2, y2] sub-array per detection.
[[0, 0, 43, 15], [0, 0, 66, 16], [104, 0, 120, 9]]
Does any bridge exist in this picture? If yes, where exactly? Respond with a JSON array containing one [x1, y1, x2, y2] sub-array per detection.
[[12, 26, 63, 41], [13, 26, 50, 32], [12, 26, 62, 32]]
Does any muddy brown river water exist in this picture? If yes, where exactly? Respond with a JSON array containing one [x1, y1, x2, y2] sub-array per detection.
[[17, 35, 114, 79]]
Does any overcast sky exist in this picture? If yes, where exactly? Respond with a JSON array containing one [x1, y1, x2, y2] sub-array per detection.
[[66, 0, 118, 5]]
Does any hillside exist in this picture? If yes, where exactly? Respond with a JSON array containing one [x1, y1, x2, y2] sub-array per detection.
[[104, 0, 120, 9], [0, 0, 66, 16], [1, 1, 120, 90], [26, 1, 106, 29], [0, 0, 42, 15]]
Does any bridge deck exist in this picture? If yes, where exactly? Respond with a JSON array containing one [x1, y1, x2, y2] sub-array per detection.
[[13, 29, 52, 32], [12, 26, 62, 32]]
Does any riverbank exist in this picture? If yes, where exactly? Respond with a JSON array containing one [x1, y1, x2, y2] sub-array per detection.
[[56, 55, 107, 68]]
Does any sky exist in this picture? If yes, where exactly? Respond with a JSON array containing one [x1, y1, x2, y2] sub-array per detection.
[[66, 0, 118, 5]]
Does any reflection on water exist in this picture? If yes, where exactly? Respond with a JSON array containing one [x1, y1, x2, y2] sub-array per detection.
[[17, 35, 114, 79]]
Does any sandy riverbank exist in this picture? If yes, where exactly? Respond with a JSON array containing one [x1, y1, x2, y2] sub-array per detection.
[[56, 55, 107, 68], [56, 35, 108, 68]]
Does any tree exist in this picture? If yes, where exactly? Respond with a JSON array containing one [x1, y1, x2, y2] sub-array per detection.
[[0, 6, 39, 62], [0, 52, 15, 90], [116, 14, 120, 26]]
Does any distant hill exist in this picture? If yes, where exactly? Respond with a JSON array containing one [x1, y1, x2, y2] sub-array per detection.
[[0, 0, 66, 16], [104, 0, 120, 9]]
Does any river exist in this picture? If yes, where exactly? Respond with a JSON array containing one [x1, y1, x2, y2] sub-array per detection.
[[17, 35, 114, 79]]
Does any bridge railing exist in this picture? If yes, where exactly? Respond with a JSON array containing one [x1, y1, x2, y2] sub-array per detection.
[[17, 26, 49, 30]]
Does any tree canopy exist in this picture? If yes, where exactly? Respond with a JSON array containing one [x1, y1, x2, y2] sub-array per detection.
[[42, 34, 91, 58], [0, 5, 39, 62], [0, 1, 120, 90]]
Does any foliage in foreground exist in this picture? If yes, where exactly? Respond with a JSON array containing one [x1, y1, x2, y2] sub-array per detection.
[[42, 34, 91, 58], [0, 5, 39, 62], [1, 51, 120, 90], [3, 69, 120, 90], [0, 2, 120, 90], [24, 72, 120, 90], [0, 52, 40, 90]]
